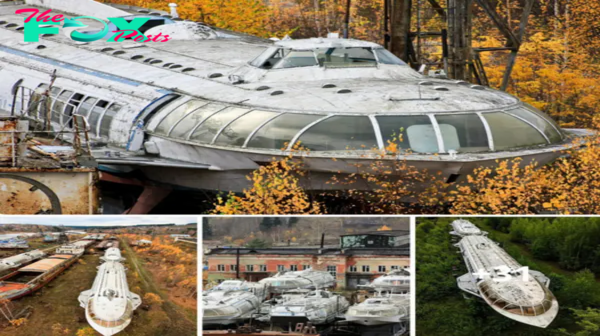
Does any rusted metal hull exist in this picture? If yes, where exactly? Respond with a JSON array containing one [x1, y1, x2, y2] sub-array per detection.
[[0, 254, 80, 301], [0, 168, 100, 214]]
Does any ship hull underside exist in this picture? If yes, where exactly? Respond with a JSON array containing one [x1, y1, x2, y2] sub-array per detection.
[[133, 146, 564, 193]]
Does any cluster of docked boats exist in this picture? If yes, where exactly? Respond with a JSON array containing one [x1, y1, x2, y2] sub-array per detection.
[[0, 238, 141, 336], [202, 268, 411, 330]]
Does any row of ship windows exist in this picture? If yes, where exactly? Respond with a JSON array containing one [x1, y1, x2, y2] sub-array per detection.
[[27, 84, 122, 138], [148, 96, 564, 153], [216, 264, 407, 273], [479, 281, 555, 316]]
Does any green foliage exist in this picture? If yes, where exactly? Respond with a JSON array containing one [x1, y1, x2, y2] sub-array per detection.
[[569, 308, 600, 336], [418, 218, 600, 336], [245, 238, 271, 248], [559, 270, 600, 309]]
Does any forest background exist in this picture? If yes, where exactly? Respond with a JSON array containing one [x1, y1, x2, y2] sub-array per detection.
[[417, 217, 600, 336]]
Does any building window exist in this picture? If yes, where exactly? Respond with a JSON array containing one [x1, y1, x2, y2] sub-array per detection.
[[391, 265, 399, 270], [404, 265, 409, 269], [260, 265, 267, 272], [277, 265, 285, 272], [217, 264, 225, 272], [378, 265, 386, 273], [303, 265, 310, 270], [362, 265, 370, 273], [230, 265, 237, 271], [327, 265, 337, 278], [348, 265, 357, 272], [290, 265, 298, 271], [246, 265, 254, 272]]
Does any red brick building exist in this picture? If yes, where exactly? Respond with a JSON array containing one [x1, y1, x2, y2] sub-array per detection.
[[206, 232, 410, 289]]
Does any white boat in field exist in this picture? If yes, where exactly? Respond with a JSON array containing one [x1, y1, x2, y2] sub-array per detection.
[[345, 293, 410, 326], [0, 250, 45, 274], [78, 248, 142, 336]]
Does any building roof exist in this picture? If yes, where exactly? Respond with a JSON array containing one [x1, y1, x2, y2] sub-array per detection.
[[206, 247, 409, 256]]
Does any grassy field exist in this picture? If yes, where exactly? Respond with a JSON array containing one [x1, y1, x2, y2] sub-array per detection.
[[0, 239, 197, 336]]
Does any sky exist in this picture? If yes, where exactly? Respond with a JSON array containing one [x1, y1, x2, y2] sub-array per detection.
[[0, 216, 197, 227]]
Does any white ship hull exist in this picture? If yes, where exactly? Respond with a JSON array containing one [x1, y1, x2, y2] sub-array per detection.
[[345, 314, 401, 326]]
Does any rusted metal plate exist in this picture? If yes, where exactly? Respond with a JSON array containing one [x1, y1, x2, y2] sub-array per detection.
[[20, 258, 65, 272], [0, 168, 100, 214], [50, 254, 75, 260], [0, 119, 17, 165]]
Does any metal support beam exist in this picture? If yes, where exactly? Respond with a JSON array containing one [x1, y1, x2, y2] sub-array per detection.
[[500, 0, 535, 91], [475, 0, 520, 48]]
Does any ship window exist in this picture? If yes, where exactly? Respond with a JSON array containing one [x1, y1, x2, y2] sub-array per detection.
[[483, 112, 547, 150], [376, 115, 439, 153], [272, 50, 317, 69], [51, 90, 73, 124], [315, 47, 377, 68], [215, 110, 279, 146], [435, 114, 490, 152], [374, 48, 407, 65], [137, 94, 181, 126], [189, 107, 250, 143], [170, 103, 227, 139], [297, 116, 378, 151], [155, 100, 208, 135], [100, 103, 121, 137], [507, 107, 562, 143], [523, 103, 565, 138], [63, 93, 84, 125], [88, 100, 110, 136], [78, 97, 97, 119], [27, 84, 49, 118], [250, 46, 286, 69], [246, 114, 323, 150]]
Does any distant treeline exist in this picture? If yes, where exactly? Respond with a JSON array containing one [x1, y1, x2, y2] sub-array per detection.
[[482, 217, 600, 274], [416, 217, 600, 336]]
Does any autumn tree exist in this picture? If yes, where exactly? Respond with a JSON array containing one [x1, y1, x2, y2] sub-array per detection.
[[213, 154, 323, 214], [75, 327, 97, 336], [144, 293, 164, 306]]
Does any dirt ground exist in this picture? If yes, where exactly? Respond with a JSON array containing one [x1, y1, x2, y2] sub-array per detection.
[[0, 239, 198, 336]]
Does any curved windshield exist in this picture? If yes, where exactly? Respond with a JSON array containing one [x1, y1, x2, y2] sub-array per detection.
[[251, 46, 405, 69]]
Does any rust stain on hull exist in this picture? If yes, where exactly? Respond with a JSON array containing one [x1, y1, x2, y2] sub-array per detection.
[[0, 169, 100, 214], [0, 119, 17, 164]]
